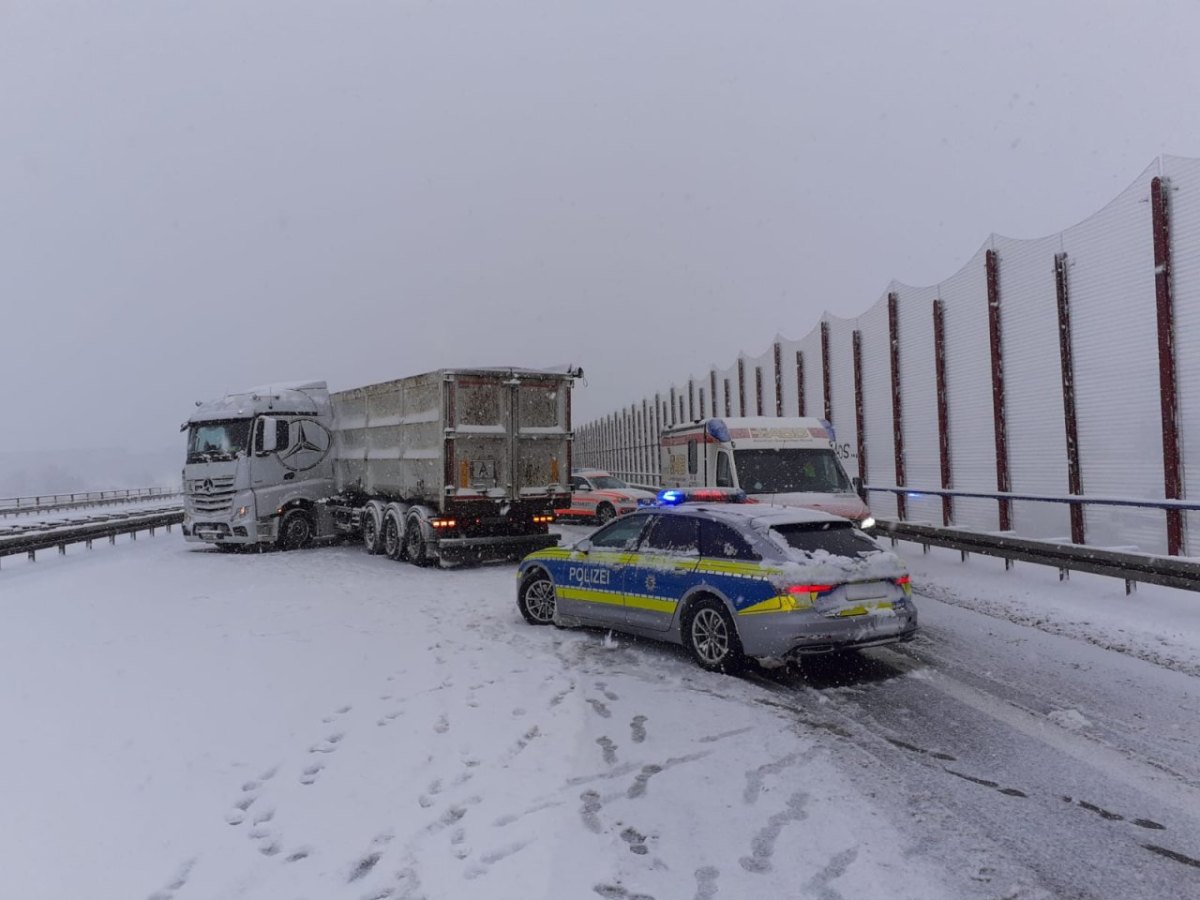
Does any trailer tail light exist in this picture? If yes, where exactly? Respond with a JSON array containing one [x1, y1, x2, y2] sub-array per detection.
[[895, 575, 912, 595], [550, 457, 560, 483], [532, 514, 554, 524], [431, 518, 457, 529]]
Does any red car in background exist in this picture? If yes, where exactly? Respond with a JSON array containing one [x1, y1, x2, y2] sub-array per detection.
[[555, 468, 657, 522]]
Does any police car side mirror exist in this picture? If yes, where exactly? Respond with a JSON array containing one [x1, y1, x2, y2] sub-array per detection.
[[574, 538, 592, 554]]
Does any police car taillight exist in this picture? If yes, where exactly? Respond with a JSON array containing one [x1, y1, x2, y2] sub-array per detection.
[[786, 584, 834, 596]]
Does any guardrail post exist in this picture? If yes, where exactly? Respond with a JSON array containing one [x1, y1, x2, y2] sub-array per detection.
[[820, 321, 832, 422], [933, 299, 953, 525], [796, 351, 806, 416], [1151, 176, 1184, 556], [853, 330, 868, 487], [1054, 252, 1086, 544], [737, 357, 747, 416], [888, 292, 907, 520], [773, 342, 784, 417], [986, 248, 1012, 531]]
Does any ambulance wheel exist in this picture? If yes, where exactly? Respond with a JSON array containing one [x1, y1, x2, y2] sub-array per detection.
[[683, 596, 746, 674], [279, 509, 314, 551], [518, 570, 557, 625], [596, 502, 616, 523], [405, 519, 430, 567]]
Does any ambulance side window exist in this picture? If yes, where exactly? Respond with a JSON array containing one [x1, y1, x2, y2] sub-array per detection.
[[590, 514, 650, 549], [643, 515, 700, 556], [716, 451, 734, 487], [687, 440, 698, 475]]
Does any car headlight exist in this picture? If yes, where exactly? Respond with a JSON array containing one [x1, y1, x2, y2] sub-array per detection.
[[859, 516, 876, 530]]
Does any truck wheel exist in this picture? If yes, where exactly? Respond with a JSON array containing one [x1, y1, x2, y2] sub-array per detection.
[[518, 570, 557, 625], [383, 512, 404, 560], [362, 507, 383, 555], [404, 519, 430, 567], [279, 509, 314, 551], [683, 596, 746, 674], [596, 502, 616, 523]]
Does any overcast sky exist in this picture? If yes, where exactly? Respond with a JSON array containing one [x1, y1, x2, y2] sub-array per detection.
[[3, 0, 1199, 456]]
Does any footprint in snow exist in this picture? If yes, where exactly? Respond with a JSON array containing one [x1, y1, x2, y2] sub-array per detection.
[[434, 715, 450, 734], [300, 763, 323, 785]]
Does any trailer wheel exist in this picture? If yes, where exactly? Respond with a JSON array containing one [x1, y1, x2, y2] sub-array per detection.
[[362, 506, 383, 555], [596, 502, 616, 523], [404, 519, 430, 567], [278, 509, 314, 551], [383, 512, 404, 560]]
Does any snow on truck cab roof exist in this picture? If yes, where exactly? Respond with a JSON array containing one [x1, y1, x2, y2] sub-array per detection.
[[185, 380, 330, 426]]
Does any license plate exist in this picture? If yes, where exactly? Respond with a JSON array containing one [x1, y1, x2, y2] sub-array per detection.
[[845, 581, 889, 601]]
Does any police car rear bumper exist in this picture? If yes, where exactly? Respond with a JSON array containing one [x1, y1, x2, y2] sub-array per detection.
[[737, 608, 919, 658]]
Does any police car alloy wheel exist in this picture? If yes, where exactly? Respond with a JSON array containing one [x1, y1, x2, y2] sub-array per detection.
[[518, 572, 557, 625], [684, 597, 746, 673]]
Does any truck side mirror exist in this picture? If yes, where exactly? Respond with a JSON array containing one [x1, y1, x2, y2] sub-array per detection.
[[259, 417, 278, 454], [852, 476, 867, 502]]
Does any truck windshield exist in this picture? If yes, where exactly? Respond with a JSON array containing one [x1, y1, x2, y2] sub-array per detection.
[[187, 420, 252, 463], [734, 448, 852, 494]]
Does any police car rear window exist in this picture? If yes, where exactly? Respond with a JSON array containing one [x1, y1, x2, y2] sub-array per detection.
[[644, 516, 700, 555], [699, 521, 760, 561], [770, 522, 879, 557]]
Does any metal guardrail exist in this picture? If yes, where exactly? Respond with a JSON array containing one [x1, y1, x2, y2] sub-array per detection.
[[874, 519, 1200, 595], [0, 510, 184, 566], [865, 484, 1200, 512], [0, 487, 181, 518]]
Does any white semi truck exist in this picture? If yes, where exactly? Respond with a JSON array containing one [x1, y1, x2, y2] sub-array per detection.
[[658, 416, 874, 528], [182, 367, 580, 564]]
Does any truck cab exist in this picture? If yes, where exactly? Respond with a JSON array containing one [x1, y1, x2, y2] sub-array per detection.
[[659, 417, 873, 528], [182, 381, 334, 548]]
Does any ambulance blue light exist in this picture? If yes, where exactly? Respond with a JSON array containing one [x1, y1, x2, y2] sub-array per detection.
[[706, 418, 731, 443]]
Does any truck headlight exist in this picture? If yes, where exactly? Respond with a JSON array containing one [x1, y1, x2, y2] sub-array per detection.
[[234, 505, 251, 520]]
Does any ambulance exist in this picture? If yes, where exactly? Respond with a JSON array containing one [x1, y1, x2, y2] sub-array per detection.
[[659, 417, 874, 529]]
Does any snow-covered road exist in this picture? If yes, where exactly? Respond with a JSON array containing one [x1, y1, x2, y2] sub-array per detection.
[[2, 532, 1198, 899]]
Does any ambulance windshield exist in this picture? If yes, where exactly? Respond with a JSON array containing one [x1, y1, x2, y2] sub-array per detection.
[[733, 448, 852, 494]]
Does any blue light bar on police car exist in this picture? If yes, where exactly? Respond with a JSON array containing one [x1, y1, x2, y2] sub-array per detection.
[[656, 487, 748, 506]]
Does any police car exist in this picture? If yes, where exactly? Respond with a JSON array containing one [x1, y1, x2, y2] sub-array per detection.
[[554, 468, 657, 523], [517, 488, 917, 673]]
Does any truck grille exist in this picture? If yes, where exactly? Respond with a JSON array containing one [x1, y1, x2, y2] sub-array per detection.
[[187, 476, 237, 513]]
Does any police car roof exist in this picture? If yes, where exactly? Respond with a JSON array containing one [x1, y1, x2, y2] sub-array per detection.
[[654, 502, 847, 529]]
